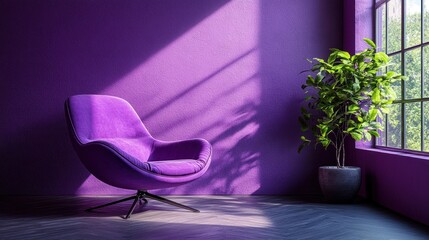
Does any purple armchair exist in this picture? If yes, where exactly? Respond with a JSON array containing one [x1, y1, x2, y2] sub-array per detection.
[[65, 94, 212, 218]]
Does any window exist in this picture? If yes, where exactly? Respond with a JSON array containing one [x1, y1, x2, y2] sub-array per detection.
[[375, 0, 429, 152]]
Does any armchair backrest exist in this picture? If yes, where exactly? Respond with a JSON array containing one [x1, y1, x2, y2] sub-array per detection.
[[66, 95, 152, 144]]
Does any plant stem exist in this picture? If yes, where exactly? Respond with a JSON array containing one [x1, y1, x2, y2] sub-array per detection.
[[340, 104, 349, 168], [334, 131, 341, 168], [342, 135, 346, 167]]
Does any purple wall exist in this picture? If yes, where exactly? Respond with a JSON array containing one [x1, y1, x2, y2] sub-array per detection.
[[345, 0, 429, 226], [350, 149, 429, 226], [0, 0, 341, 195]]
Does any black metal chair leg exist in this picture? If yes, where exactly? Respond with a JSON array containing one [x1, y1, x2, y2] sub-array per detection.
[[143, 191, 200, 213], [124, 196, 140, 219], [86, 195, 136, 212]]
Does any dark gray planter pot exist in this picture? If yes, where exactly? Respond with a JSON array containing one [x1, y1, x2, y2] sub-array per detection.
[[319, 166, 361, 203]]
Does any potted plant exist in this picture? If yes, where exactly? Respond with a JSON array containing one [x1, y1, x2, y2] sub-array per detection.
[[298, 38, 403, 202]]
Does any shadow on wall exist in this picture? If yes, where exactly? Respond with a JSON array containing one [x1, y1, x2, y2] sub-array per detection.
[[123, 47, 261, 195], [0, 0, 229, 195]]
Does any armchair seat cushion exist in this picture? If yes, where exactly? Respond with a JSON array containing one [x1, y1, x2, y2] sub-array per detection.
[[144, 159, 206, 176], [90, 138, 209, 176]]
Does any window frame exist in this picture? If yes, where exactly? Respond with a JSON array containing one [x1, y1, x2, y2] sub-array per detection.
[[374, 0, 429, 153]]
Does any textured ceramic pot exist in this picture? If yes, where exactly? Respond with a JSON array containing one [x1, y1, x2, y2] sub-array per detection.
[[319, 166, 361, 203]]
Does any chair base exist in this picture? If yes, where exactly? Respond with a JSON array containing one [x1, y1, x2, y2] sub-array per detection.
[[85, 190, 199, 219]]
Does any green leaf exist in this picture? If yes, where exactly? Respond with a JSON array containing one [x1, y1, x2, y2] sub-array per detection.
[[319, 137, 330, 148], [301, 136, 311, 142], [298, 138, 311, 153], [380, 106, 390, 114], [325, 106, 334, 117], [374, 52, 389, 63], [346, 127, 355, 132], [342, 89, 354, 94], [368, 108, 378, 121], [364, 38, 376, 48], [358, 62, 366, 71], [347, 119, 356, 126], [363, 131, 372, 141], [337, 51, 351, 59], [368, 130, 380, 137], [306, 76, 315, 85], [372, 88, 381, 104], [316, 72, 324, 82], [370, 121, 383, 129], [328, 52, 337, 64], [352, 82, 360, 92], [350, 132, 362, 140], [357, 116, 364, 122], [318, 124, 329, 137], [348, 104, 360, 112], [314, 58, 326, 64], [385, 71, 397, 79]]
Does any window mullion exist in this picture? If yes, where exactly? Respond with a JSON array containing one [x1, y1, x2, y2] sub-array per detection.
[[385, 1, 389, 147], [421, 0, 424, 151], [423, 0, 426, 43], [401, 0, 405, 150]]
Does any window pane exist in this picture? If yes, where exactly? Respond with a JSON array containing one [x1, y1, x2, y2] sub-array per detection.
[[425, 0, 429, 42], [388, 53, 402, 100], [405, 48, 422, 99], [424, 102, 429, 151], [405, 0, 422, 48], [377, 115, 386, 146], [425, 46, 429, 97], [387, 0, 402, 53], [376, 4, 387, 52], [423, 102, 429, 152], [405, 102, 422, 151], [387, 103, 402, 148]]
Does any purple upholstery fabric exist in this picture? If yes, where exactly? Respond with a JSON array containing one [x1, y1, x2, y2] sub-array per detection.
[[65, 94, 212, 190]]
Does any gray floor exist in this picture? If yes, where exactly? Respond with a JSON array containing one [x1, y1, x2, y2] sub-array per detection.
[[0, 195, 428, 240]]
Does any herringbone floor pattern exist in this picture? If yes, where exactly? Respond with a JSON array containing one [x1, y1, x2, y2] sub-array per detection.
[[0, 195, 428, 239]]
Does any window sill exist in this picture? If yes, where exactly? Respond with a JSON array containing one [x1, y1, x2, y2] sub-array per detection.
[[355, 145, 429, 161]]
